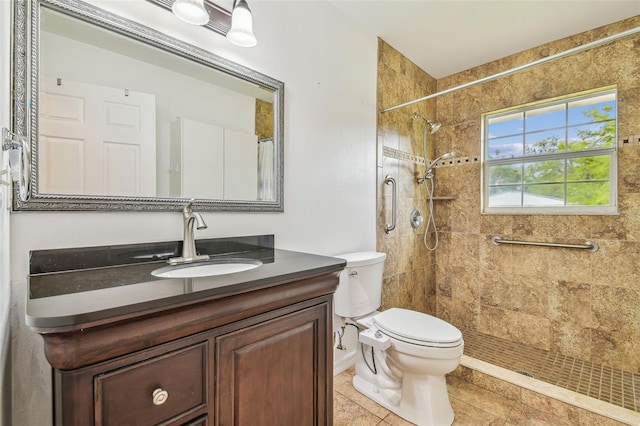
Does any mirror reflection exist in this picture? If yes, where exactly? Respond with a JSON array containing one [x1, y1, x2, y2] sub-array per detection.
[[41, 7, 274, 201], [18, 0, 283, 211]]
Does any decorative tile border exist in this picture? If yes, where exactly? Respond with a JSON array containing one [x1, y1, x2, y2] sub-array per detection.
[[382, 146, 425, 165], [618, 135, 640, 147], [433, 156, 480, 168], [383, 146, 479, 168]]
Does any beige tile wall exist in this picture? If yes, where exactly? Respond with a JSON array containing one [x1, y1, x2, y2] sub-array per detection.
[[376, 39, 438, 315], [377, 16, 640, 371]]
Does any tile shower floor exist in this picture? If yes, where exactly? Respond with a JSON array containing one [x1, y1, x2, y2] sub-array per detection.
[[463, 330, 640, 412]]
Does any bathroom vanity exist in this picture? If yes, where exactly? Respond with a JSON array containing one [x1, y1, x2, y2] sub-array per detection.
[[26, 236, 345, 426]]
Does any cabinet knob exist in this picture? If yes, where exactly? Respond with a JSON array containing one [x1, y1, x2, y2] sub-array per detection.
[[152, 388, 169, 406]]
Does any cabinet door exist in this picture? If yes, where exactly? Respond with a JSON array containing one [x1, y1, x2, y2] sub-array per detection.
[[216, 303, 331, 425]]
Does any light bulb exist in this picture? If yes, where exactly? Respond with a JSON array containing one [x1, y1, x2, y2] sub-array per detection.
[[172, 0, 209, 26], [226, 0, 257, 47]]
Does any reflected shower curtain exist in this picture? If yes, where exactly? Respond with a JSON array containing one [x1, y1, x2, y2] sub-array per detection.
[[257, 138, 274, 201]]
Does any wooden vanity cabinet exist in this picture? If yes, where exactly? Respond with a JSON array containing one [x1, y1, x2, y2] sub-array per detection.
[[44, 273, 338, 426]]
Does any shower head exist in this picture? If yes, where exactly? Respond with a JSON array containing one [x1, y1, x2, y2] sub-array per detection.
[[412, 112, 441, 134], [438, 151, 455, 161], [426, 151, 456, 171]]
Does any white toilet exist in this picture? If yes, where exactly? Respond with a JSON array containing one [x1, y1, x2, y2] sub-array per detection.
[[334, 252, 463, 426]]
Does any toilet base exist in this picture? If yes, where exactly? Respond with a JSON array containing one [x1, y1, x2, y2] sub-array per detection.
[[353, 351, 455, 426]]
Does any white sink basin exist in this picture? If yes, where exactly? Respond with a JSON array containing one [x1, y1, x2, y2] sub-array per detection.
[[151, 258, 263, 279]]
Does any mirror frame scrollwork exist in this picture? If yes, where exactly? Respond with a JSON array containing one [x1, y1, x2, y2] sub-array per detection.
[[11, 0, 284, 211]]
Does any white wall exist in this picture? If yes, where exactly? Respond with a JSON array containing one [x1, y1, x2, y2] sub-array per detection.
[[9, 1, 378, 424], [0, 0, 11, 423]]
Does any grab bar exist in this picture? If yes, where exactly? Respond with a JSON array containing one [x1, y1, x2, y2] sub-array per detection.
[[491, 236, 599, 252], [384, 175, 396, 234]]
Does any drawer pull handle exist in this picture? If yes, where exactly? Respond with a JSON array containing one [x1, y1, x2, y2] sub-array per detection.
[[152, 388, 169, 406]]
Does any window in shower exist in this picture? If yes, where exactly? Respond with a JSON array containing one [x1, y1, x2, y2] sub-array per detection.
[[482, 87, 618, 215]]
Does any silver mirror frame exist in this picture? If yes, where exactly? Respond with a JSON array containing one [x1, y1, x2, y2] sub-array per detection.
[[11, 0, 284, 212]]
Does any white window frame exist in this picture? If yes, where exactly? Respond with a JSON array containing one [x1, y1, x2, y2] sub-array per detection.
[[481, 87, 618, 215]]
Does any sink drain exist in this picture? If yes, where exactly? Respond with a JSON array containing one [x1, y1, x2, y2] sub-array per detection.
[[515, 370, 534, 378]]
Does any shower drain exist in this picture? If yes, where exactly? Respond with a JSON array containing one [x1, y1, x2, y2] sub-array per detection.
[[515, 370, 535, 378]]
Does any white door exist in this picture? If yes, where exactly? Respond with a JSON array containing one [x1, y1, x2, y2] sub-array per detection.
[[224, 128, 257, 200], [170, 117, 224, 199], [39, 79, 156, 196]]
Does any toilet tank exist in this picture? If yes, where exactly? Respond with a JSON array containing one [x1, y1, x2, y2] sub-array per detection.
[[333, 252, 387, 318]]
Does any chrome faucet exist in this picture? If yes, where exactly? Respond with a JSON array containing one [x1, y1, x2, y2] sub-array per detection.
[[169, 199, 209, 265]]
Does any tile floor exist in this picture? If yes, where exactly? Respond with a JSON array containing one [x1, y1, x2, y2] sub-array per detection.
[[333, 366, 621, 425]]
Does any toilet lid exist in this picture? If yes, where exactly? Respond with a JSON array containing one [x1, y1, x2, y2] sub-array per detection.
[[373, 308, 462, 346]]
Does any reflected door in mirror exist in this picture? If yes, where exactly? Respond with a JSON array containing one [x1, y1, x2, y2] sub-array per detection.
[[170, 118, 224, 199], [39, 79, 156, 196], [224, 128, 258, 200]]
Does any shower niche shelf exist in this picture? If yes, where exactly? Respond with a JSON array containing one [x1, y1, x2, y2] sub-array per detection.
[[431, 196, 456, 200]]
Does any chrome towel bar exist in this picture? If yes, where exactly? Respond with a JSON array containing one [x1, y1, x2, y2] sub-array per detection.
[[384, 175, 396, 234], [491, 236, 598, 252]]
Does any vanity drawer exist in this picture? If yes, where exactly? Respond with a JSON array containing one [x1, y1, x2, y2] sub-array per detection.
[[94, 342, 208, 426], [183, 416, 207, 426]]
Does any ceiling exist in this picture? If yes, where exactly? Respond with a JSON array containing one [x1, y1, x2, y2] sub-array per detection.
[[326, 0, 640, 79]]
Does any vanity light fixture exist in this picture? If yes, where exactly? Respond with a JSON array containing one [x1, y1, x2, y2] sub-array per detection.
[[171, 0, 210, 25], [226, 0, 257, 47], [151, 0, 256, 47], [149, 0, 232, 35]]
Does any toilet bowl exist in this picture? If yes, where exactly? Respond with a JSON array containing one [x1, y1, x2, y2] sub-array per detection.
[[334, 252, 464, 426]]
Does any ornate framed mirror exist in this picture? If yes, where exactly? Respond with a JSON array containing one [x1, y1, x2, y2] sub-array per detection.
[[12, 0, 284, 211]]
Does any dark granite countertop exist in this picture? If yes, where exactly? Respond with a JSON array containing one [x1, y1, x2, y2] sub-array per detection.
[[26, 236, 346, 331]]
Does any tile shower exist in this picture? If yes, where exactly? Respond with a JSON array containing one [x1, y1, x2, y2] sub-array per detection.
[[376, 15, 640, 422]]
